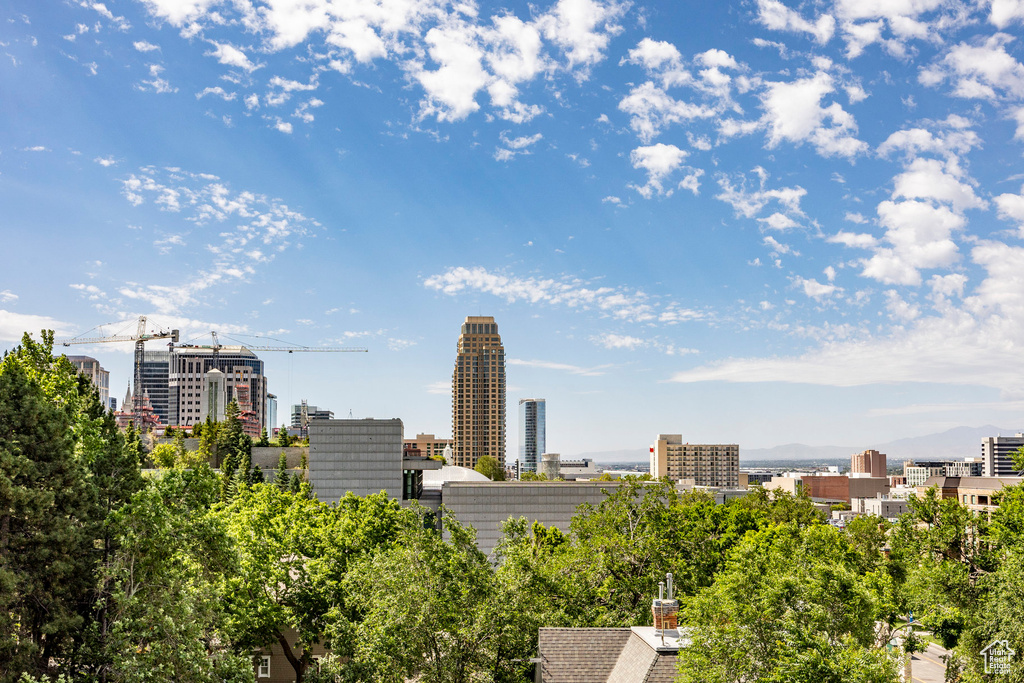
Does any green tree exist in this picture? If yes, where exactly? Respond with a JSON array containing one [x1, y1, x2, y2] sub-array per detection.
[[0, 340, 98, 681], [277, 426, 293, 448], [346, 509, 529, 683], [95, 465, 253, 683], [274, 452, 290, 491], [677, 524, 899, 683], [474, 455, 506, 481], [222, 489, 407, 683], [255, 427, 270, 448]]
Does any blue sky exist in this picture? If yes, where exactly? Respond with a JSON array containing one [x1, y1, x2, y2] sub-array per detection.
[[3, 0, 1024, 459]]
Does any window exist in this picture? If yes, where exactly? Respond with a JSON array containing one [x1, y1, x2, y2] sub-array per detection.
[[258, 656, 270, 678]]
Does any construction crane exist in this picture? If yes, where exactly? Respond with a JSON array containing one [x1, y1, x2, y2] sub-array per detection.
[[172, 331, 368, 354], [55, 316, 179, 430]]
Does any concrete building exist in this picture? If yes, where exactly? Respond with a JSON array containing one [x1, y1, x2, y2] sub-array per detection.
[[649, 435, 739, 487], [519, 398, 546, 476], [441, 481, 625, 556], [851, 449, 887, 478], [982, 435, 1024, 477], [142, 346, 268, 431], [851, 496, 910, 520], [946, 458, 985, 477], [451, 316, 506, 470], [67, 355, 111, 409], [403, 433, 453, 460], [308, 418, 441, 503], [559, 458, 598, 480]]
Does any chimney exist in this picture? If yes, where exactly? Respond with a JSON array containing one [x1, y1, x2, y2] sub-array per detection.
[[652, 572, 679, 632]]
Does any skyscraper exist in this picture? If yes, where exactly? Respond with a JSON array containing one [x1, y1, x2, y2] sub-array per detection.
[[519, 398, 546, 476], [451, 316, 506, 469]]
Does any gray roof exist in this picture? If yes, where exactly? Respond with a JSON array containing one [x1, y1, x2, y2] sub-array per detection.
[[538, 628, 632, 683], [539, 627, 681, 683]]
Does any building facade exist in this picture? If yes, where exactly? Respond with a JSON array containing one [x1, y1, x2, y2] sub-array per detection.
[[850, 449, 887, 478], [141, 346, 268, 431], [982, 435, 1024, 477], [451, 316, 506, 470], [66, 355, 111, 409], [649, 434, 739, 487], [266, 393, 278, 434], [518, 398, 546, 476], [290, 403, 335, 431], [403, 433, 453, 459]]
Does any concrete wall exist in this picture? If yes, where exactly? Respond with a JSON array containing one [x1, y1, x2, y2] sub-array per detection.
[[308, 418, 403, 503], [441, 481, 621, 556], [251, 446, 307, 469]]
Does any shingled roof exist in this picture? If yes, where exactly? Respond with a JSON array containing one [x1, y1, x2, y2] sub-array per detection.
[[538, 626, 682, 683], [538, 628, 633, 683]]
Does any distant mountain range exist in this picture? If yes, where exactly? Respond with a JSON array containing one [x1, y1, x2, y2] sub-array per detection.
[[568, 425, 1020, 464]]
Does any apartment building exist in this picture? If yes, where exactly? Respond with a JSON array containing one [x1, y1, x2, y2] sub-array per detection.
[[649, 434, 739, 487]]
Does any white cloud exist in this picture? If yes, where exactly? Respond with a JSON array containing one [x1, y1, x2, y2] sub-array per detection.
[[828, 231, 878, 248], [891, 157, 986, 213], [537, 0, 627, 75], [920, 33, 1024, 101], [94, 156, 117, 166], [204, 41, 260, 71], [133, 40, 160, 52], [0, 290, 18, 303], [591, 332, 646, 350], [196, 86, 236, 101], [424, 265, 705, 324], [715, 167, 806, 219], [861, 199, 965, 286], [845, 212, 868, 224], [116, 167, 319, 314], [426, 380, 451, 395], [508, 357, 610, 376], [991, 0, 1024, 28], [629, 143, 688, 198], [670, 239, 1024, 393], [22, 146, 48, 152], [995, 186, 1024, 236], [0, 311, 73, 341], [138, 63, 176, 94], [755, 0, 835, 44], [761, 71, 868, 158], [494, 131, 543, 161], [793, 275, 838, 300]]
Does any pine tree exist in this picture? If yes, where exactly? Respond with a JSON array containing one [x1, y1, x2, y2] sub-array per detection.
[[274, 452, 289, 491], [0, 353, 96, 680]]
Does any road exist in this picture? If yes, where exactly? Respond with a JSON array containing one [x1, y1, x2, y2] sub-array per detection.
[[909, 642, 950, 683]]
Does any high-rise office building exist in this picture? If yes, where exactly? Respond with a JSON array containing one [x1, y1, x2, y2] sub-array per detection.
[[451, 316, 506, 469], [140, 346, 268, 430], [519, 398, 546, 476], [982, 434, 1024, 477], [66, 355, 111, 409]]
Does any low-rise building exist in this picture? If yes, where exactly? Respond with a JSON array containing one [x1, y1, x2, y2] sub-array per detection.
[[402, 433, 452, 460], [918, 475, 1024, 513], [558, 458, 598, 480]]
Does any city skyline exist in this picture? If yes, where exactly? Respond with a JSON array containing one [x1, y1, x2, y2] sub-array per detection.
[[4, 0, 1024, 459]]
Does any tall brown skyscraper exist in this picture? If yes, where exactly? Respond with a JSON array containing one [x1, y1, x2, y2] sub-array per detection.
[[451, 316, 506, 469]]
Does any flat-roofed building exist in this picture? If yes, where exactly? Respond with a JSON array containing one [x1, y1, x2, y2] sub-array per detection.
[[981, 435, 1024, 477], [851, 449, 887, 478], [918, 475, 1024, 513], [650, 434, 738, 487], [403, 433, 453, 460]]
